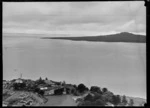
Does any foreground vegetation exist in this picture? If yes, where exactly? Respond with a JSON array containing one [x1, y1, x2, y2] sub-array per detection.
[[3, 77, 146, 106]]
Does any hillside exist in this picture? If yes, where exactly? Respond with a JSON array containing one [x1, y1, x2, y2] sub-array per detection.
[[125, 96, 146, 106], [3, 79, 146, 106], [42, 32, 146, 43]]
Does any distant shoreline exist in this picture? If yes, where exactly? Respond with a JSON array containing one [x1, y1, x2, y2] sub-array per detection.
[[41, 37, 146, 43], [41, 32, 146, 43]]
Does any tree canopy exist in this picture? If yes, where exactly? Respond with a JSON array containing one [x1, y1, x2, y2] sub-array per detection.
[[102, 88, 108, 93], [77, 83, 88, 93], [129, 99, 134, 106], [122, 95, 128, 105], [90, 86, 102, 94], [112, 95, 121, 105]]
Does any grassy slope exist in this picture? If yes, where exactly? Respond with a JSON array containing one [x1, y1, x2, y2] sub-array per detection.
[[42, 95, 77, 106], [120, 95, 146, 106]]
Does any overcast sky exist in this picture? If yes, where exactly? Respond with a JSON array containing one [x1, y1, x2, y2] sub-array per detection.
[[3, 1, 146, 36]]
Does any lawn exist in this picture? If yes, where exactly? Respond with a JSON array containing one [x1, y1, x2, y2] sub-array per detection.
[[41, 95, 77, 106]]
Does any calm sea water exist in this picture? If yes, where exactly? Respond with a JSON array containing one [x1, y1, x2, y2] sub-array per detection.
[[3, 36, 146, 99]]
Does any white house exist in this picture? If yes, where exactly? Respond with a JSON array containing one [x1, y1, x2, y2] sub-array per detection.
[[40, 87, 48, 90], [15, 78, 23, 83]]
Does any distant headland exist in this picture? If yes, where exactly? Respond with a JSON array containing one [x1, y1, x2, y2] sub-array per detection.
[[41, 32, 146, 43]]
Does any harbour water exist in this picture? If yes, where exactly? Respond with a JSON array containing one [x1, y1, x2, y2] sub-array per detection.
[[3, 35, 146, 99]]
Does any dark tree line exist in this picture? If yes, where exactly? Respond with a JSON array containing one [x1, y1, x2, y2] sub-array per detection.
[[13, 82, 26, 90], [54, 88, 64, 95]]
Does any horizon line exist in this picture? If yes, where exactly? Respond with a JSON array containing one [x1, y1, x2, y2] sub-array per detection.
[[3, 31, 146, 37]]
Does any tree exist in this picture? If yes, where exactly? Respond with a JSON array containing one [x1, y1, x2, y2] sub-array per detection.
[[93, 93, 103, 101], [45, 77, 48, 80], [90, 86, 102, 94], [129, 99, 134, 106], [122, 95, 128, 105], [84, 94, 93, 101], [63, 81, 66, 84], [61, 81, 66, 86], [77, 83, 87, 93], [66, 88, 70, 94], [102, 88, 108, 93], [54, 88, 64, 95], [13, 82, 26, 90], [34, 88, 40, 93], [116, 95, 121, 104], [71, 89, 76, 94], [101, 91, 114, 102], [112, 95, 121, 105], [73, 84, 77, 90], [36, 77, 45, 85], [39, 77, 42, 81], [85, 87, 89, 91], [39, 90, 44, 96]]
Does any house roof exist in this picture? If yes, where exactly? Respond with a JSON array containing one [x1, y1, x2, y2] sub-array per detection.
[[44, 80, 55, 85]]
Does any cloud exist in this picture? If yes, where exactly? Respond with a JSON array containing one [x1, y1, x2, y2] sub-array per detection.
[[3, 1, 146, 36]]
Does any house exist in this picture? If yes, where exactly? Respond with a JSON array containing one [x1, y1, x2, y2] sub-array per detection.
[[37, 84, 48, 90], [44, 86, 66, 96], [40, 87, 48, 90], [44, 80, 60, 87], [15, 78, 23, 83], [44, 80, 55, 85]]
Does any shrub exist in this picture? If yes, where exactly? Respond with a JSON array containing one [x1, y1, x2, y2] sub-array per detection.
[[112, 95, 121, 105], [122, 95, 128, 105], [129, 99, 134, 106]]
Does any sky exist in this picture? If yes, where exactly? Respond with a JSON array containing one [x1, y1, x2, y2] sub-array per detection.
[[3, 1, 146, 36]]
